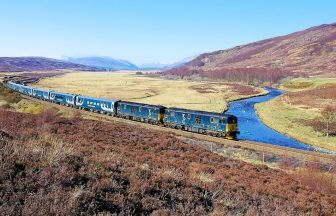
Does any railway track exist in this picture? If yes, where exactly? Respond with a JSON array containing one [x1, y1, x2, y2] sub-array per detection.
[[21, 95, 336, 164]]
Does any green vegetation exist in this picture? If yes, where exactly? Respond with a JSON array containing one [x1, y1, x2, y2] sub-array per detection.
[[0, 82, 22, 108], [256, 77, 336, 151], [281, 77, 336, 92]]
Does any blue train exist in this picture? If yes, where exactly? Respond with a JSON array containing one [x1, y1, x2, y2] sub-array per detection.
[[117, 101, 166, 125], [76, 95, 119, 115], [5, 80, 239, 139]]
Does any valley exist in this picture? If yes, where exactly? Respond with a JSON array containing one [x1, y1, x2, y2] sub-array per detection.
[[32, 71, 266, 112]]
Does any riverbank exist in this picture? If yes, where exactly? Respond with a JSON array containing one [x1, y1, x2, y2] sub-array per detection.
[[255, 78, 336, 152], [226, 87, 321, 151]]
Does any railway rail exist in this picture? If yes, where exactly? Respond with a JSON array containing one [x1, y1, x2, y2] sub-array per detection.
[[20, 94, 336, 164], [2, 76, 335, 164]]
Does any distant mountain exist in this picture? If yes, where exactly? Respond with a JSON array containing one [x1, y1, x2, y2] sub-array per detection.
[[63, 56, 138, 70], [168, 23, 336, 80], [0, 57, 97, 72], [139, 55, 198, 70]]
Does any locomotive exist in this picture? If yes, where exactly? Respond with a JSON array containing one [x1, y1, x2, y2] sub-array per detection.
[[5, 80, 239, 139]]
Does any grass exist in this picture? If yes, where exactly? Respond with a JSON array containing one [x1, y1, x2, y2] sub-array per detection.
[[0, 82, 22, 108], [256, 77, 336, 151], [32, 71, 265, 112], [280, 77, 336, 92]]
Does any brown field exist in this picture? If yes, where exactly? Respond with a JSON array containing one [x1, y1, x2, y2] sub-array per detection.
[[1, 109, 335, 215], [32, 71, 266, 112]]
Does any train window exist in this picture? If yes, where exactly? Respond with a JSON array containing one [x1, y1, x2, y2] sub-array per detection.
[[124, 104, 126, 109], [171, 112, 175, 117], [228, 117, 237, 124], [97, 103, 100, 106], [187, 113, 191, 119], [139, 106, 141, 112], [195, 116, 201, 124], [210, 117, 215, 123], [131, 107, 135, 113]]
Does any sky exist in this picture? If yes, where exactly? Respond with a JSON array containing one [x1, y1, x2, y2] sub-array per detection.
[[0, 0, 336, 65]]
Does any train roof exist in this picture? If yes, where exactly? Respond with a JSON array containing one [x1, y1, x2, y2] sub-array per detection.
[[33, 88, 50, 92], [50, 91, 76, 97], [119, 101, 166, 109], [77, 95, 119, 103], [7, 81, 20, 85], [7, 81, 31, 87], [166, 107, 235, 118]]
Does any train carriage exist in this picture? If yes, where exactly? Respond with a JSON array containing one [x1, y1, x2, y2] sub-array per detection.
[[116, 101, 166, 125], [7, 81, 31, 95], [21, 85, 33, 96], [49, 91, 76, 106], [6, 81, 20, 92], [33, 88, 50, 100], [164, 108, 239, 139], [75, 95, 119, 115]]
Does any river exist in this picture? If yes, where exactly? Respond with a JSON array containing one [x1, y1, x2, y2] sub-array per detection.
[[225, 87, 315, 151]]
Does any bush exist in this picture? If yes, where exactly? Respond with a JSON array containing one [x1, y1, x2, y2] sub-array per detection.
[[0, 110, 335, 215], [167, 67, 291, 84], [0, 83, 22, 104]]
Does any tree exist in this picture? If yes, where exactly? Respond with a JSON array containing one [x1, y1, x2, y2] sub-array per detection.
[[321, 105, 336, 137]]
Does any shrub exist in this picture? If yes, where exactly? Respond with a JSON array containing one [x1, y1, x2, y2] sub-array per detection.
[[0, 83, 22, 104], [0, 110, 335, 215]]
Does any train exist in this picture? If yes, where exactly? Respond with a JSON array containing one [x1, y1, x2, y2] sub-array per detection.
[[5, 80, 240, 139]]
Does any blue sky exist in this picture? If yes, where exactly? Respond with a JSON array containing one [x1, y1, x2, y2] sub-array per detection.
[[0, 0, 335, 64]]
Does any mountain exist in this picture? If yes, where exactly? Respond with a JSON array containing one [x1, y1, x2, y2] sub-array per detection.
[[0, 57, 97, 72], [168, 23, 336, 82], [139, 55, 198, 70], [63, 56, 138, 70]]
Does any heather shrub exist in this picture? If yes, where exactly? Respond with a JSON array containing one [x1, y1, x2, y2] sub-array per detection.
[[0, 110, 335, 215]]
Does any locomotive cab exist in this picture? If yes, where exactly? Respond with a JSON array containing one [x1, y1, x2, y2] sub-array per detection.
[[225, 115, 239, 140]]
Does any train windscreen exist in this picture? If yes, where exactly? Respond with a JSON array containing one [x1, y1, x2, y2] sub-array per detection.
[[227, 116, 237, 124]]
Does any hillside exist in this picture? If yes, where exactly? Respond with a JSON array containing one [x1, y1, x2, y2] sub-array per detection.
[[139, 55, 197, 70], [0, 107, 335, 215], [0, 57, 97, 72], [168, 23, 336, 82], [63, 56, 138, 70]]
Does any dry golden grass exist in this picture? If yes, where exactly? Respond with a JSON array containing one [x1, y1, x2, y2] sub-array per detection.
[[33, 71, 264, 112]]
